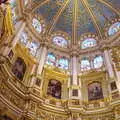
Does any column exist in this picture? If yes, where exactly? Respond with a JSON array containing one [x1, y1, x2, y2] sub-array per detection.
[[29, 64, 36, 87], [69, 53, 82, 99], [72, 55, 78, 85], [104, 49, 114, 78], [2, 21, 26, 56], [37, 45, 47, 75]]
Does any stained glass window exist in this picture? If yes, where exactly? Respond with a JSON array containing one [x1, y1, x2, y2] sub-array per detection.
[[10, 0, 18, 24], [93, 56, 103, 69], [57, 57, 69, 70], [27, 41, 39, 56], [81, 38, 97, 49], [81, 58, 91, 71], [46, 53, 56, 66], [24, 0, 29, 6], [20, 32, 28, 45], [108, 22, 120, 36], [32, 18, 42, 33], [53, 36, 68, 48]]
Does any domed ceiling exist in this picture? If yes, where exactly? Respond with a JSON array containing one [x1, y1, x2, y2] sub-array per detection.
[[31, 0, 120, 43]]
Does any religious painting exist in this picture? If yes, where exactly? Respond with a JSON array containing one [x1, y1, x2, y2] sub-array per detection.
[[12, 57, 26, 80], [111, 81, 117, 91], [47, 80, 62, 99], [0, 115, 13, 120], [88, 82, 103, 101]]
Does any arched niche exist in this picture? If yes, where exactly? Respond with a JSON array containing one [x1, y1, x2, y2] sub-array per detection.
[[47, 79, 62, 99], [12, 57, 26, 80], [42, 67, 68, 99]]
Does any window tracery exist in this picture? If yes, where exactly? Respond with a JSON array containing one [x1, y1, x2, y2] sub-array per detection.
[[10, 0, 18, 24], [93, 56, 103, 69], [27, 41, 40, 56], [19, 32, 40, 57], [46, 53, 69, 70], [32, 18, 42, 33], [20, 32, 28, 45], [52, 36, 68, 48], [46, 53, 56, 66], [57, 57, 69, 70], [80, 55, 104, 71], [108, 22, 120, 36], [81, 57, 91, 71], [81, 38, 97, 49]]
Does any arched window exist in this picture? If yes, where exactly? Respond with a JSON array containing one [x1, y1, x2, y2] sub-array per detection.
[[47, 80, 61, 99], [27, 41, 39, 56], [108, 22, 120, 36], [81, 58, 91, 71], [10, 0, 18, 24], [20, 32, 28, 45], [24, 0, 28, 6], [12, 57, 26, 80], [52, 36, 68, 48], [81, 38, 97, 49], [93, 56, 103, 69], [32, 18, 42, 33], [88, 82, 103, 101], [57, 57, 69, 70], [46, 53, 56, 66]]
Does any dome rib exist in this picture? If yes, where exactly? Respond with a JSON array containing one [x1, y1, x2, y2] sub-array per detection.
[[72, 0, 78, 45], [81, 0, 103, 39], [31, 0, 50, 13], [97, 0, 120, 16], [48, 0, 70, 34]]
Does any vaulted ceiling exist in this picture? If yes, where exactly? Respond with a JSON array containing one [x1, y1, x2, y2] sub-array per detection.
[[30, 0, 120, 44]]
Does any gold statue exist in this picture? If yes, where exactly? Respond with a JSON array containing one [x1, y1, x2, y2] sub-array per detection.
[[0, 0, 14, 40]]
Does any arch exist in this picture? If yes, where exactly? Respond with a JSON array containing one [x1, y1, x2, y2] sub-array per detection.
[[88, 82, 103, 101], [12, 57, 26, 80], [81, 38, 97, 49], [47, 79, 62, 99], [108, 22, 120, 36]]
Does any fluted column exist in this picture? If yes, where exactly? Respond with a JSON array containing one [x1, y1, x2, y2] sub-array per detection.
[[104, 49, 114, 78], [37, 45, 47, 75], [69, 50, 82, 99], [2, 20, 26, 56], [104, 48, 120, 92], [29, 64, 36, 87], [72, 55, 78, 85]]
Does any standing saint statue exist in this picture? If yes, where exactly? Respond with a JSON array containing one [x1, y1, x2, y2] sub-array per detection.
[[0, 0, 14, 40]]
